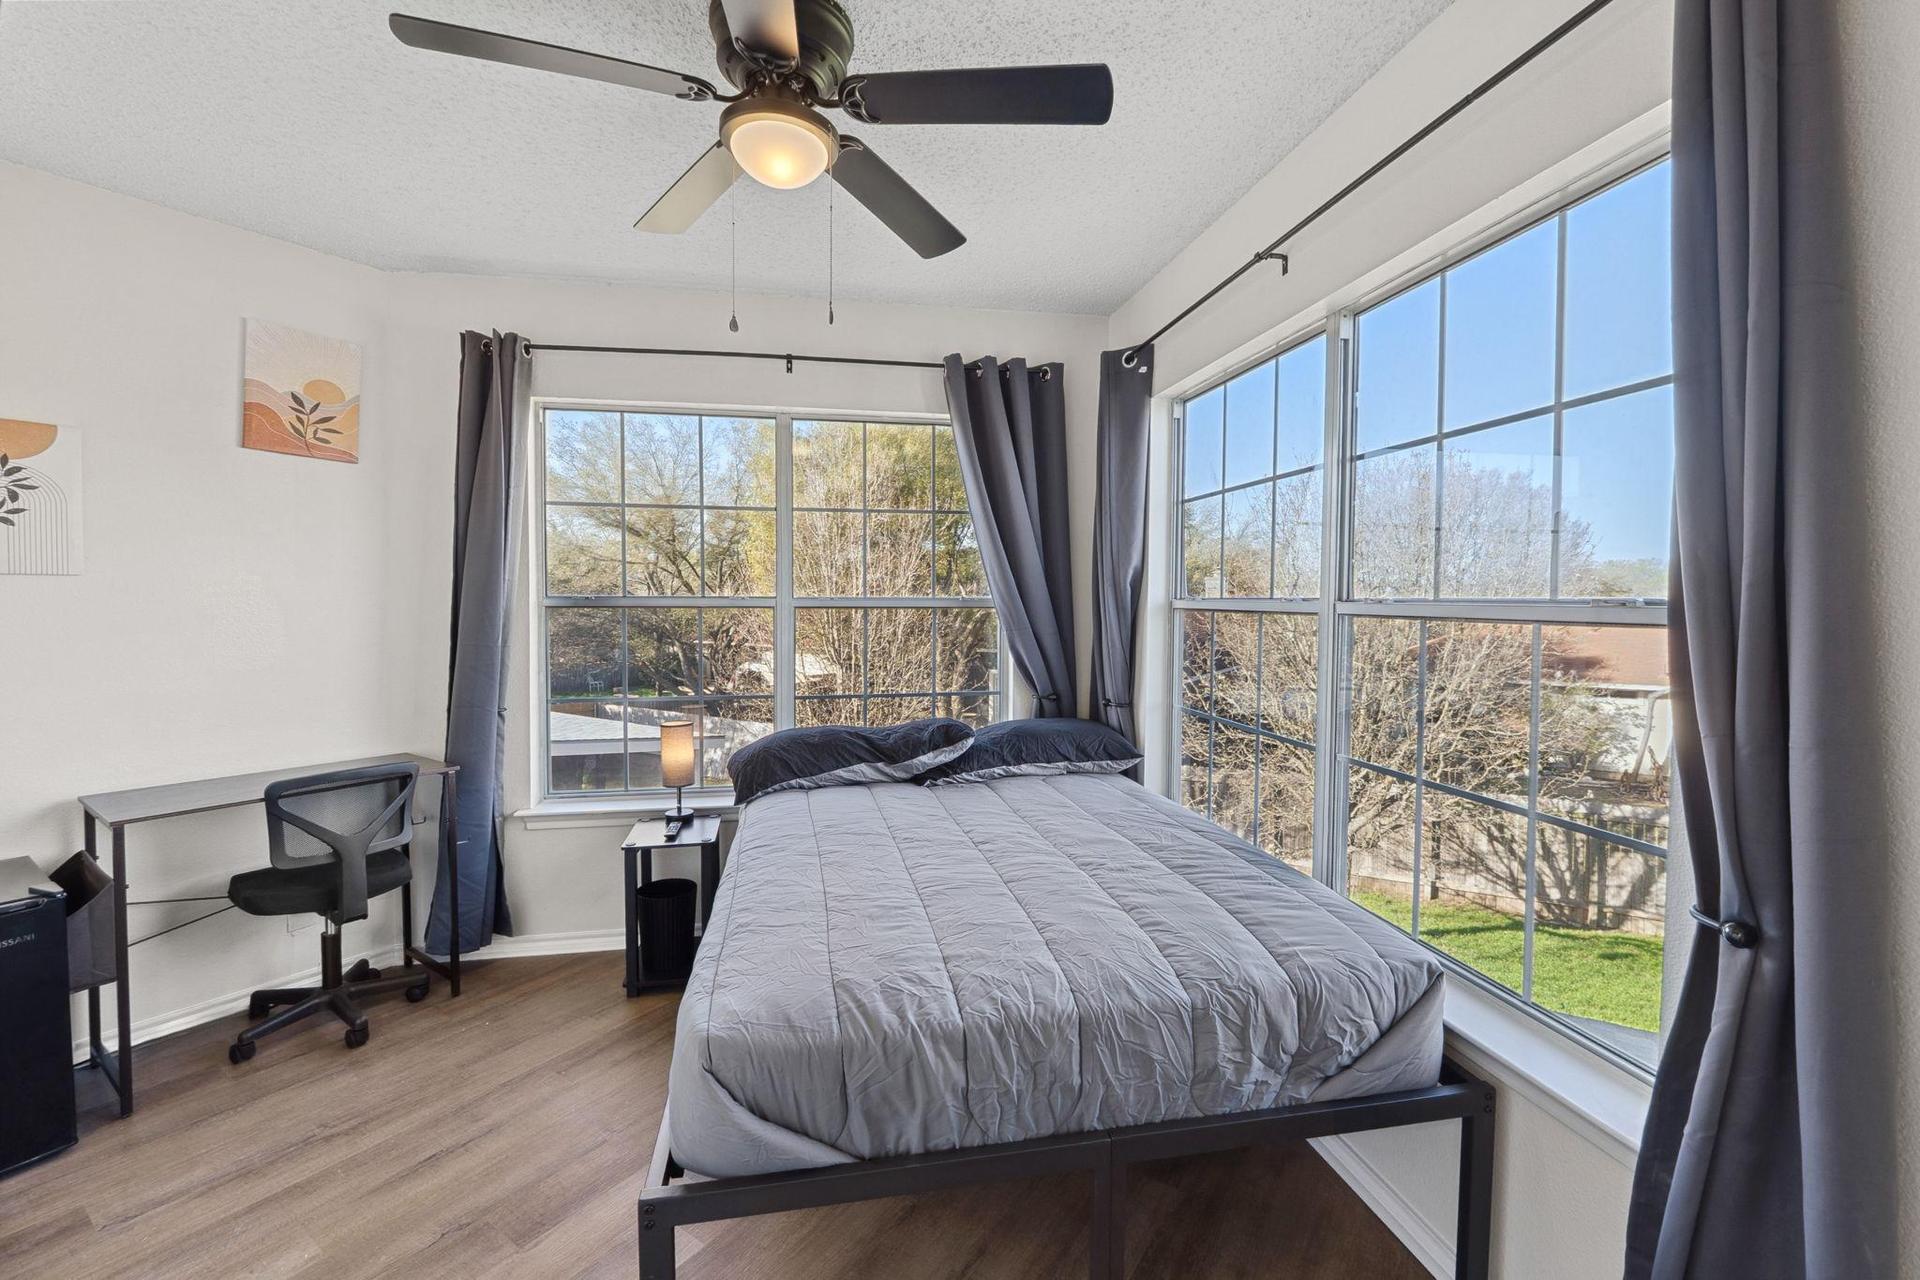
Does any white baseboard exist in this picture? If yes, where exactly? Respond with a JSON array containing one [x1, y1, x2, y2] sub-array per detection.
[[1310, 1134, 1452, 1279], [456, 927, 627, 959], [71, 926, 633, 1064], [71, 939, 403, 1064]]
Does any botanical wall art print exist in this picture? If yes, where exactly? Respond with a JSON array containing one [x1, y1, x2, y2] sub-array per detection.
[[242, 318, 362, 463], [0, 419, 83, 575]]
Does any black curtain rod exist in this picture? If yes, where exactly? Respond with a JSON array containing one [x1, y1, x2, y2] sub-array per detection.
[[526, 339, 944, 370], [1120, 0, 1621, 366], [522, 343, 1055, 379]]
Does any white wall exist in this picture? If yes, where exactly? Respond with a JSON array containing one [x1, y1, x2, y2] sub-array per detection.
[[0, 161, 413, 1043], [0, 159, 1105, 1043], [1104, 0, 1674, 1274]]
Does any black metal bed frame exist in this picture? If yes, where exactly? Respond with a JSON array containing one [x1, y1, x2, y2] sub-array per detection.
[[638, 1055, 1495, 1279]]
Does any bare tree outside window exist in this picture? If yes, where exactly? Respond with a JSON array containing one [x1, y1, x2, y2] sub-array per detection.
[[792, 419, 997, 730], [1177, 160, 1675, 1060], [542, 409, 999, 798]]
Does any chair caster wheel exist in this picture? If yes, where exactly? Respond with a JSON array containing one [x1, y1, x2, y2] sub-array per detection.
[[345, 1025, 370, 1049], [347, 960, 381, 981], [229, 1040, 256, 1065], [405, 981, 430, 1003], [248, 995, 271, 1018]]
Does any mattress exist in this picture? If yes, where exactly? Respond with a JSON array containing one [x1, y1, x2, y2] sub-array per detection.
[[666, 773, 1446, 1178]]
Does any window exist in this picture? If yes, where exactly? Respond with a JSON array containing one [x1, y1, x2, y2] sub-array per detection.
[[790, 419, 999, 729], [541, 409, 1000, 798], [1177, 334, 1326, 874], [1175, 159, 1674, 1066]]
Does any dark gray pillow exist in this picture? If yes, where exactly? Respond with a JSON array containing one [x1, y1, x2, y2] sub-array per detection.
[[918, 718, 1142, 786], [729, 719, 975, 806]]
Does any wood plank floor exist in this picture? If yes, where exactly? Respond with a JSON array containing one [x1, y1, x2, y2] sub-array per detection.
[[0, 953, 1431, 1279]]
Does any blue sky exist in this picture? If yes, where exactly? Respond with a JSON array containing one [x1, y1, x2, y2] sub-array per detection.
[[1188, 160, 1674, 570]]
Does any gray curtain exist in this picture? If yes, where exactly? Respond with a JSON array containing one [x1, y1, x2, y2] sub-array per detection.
[[942, 355, 1075, 717], [1089, 345, 1154, 749], [428, 330, 525, 954], [1626, 2, 1893, 1275]]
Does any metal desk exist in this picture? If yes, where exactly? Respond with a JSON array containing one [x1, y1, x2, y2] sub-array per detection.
[[76, 752, 461, 1117]]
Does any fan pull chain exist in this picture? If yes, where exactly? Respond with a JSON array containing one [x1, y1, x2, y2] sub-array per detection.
[[827, 170, 836, 325], [728, 182, 740, 334]]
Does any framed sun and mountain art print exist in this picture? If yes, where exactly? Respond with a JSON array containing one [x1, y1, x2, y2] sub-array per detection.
[[0, 418, 83, 576], [241, 318, 363, 463]]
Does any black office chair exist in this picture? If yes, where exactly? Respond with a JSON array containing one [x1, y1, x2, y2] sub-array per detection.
[[225, 763, 430, 1063]]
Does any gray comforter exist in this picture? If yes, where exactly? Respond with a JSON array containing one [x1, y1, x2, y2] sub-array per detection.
[[667, 773, 1445, 1178]]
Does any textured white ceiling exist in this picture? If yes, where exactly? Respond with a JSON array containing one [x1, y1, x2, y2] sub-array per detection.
[[0, 0, 1452, 313]]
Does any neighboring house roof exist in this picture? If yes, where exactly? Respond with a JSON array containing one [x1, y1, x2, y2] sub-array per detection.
[[549, 708, 771, 753], [1544, 624, 1669, 690]]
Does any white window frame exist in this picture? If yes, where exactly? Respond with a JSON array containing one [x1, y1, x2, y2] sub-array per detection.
[[1168, 150, 1674, 1077], [534, 399, 1007, 804]]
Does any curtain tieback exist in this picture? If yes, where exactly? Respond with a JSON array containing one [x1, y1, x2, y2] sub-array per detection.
[[1100, 697, 1132, 709], [1689, 905, 1759, 949], [1035, 692, 1061, 704]]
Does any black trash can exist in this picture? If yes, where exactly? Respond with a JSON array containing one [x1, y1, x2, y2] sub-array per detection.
[[638, 878, 698, 981], [48, 850, 116, 993]]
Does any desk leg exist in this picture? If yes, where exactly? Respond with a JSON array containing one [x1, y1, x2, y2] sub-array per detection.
[[401, 875, 416, 970], [83, 815, 110, 1086], [111, 824, 132, 1117], [402, 775, 464, 998], [444, 772, 461, 998], [624, 844, 641, 997]]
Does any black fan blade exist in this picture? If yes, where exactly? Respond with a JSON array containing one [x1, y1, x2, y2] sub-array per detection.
[[390, 13, 719, 100], [840, 64, 1113, 126], [719, 0, 800, 63], [635, 144, 739, 234], [833, 137, 965, 259]]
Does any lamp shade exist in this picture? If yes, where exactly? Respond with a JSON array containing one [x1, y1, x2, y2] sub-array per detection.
[[721, 97, 836, 190], [659, 719, 696, 790]]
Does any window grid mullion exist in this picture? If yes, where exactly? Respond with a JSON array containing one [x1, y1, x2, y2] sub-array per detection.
[[1522, 624, 1544, 1001], [775, 413, 796, 730], [1314, 321, 1350, 890], [1431, 275, 1448, 599], [1411, 621, 1427, 939], [1206, 613, 1218, 820], [618, 414, 633, 788], [1250, 616, 1265, 848], [1550, 211, 1571, 598], [695, 416, 707, 600], [1266, 350, 1281, 603]]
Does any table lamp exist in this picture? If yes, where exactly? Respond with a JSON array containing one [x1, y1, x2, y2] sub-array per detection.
[[660, 719, 696, 822]]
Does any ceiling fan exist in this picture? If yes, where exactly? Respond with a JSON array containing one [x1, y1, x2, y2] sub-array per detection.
[[389, 0, 1114, 259]]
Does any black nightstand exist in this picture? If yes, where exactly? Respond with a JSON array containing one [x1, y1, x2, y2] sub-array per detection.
[[620, 813, 723, 996]]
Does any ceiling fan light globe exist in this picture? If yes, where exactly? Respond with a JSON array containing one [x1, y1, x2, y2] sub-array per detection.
[[721, 99, 837, 190]]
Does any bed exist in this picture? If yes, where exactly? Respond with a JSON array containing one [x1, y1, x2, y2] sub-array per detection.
[[640, 773, 1494, 1279]]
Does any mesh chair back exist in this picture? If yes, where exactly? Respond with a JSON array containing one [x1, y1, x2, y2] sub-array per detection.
[[265, 764, 419, 923]]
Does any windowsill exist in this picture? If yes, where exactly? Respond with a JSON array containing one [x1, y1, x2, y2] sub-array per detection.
[[1439, 974, 1652, 1169], [514, 792, 740, 830]]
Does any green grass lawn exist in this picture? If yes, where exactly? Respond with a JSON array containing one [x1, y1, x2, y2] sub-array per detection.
[[1352, 890, 1663, 1033]]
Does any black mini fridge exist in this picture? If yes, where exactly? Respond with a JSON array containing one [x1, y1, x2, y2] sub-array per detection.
[[0, 857, 76, 1177]]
